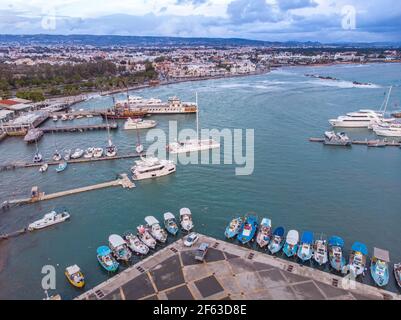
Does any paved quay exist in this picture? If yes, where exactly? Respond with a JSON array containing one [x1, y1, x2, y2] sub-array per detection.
[[76, 234, 401, 300]]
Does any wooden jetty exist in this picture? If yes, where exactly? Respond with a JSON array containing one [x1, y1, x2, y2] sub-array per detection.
[[40, 123, 118, 133], [309, 137, 401, 147]]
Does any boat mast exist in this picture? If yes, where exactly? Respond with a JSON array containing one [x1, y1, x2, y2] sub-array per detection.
[[105, 113, 112, 147], [196, 92, 199, 141], [383, 86, 392, 114]]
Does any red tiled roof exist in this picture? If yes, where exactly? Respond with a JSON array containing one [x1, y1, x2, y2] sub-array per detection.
[[0, 100, 19, 106]]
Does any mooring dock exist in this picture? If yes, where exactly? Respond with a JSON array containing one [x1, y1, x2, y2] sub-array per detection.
[[309, 137, 401, 147], [76, 234, 400, 301], [40, 123, 118, 133]]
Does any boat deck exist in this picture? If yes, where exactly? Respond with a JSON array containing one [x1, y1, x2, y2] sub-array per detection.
[[76, 234, 400, 301]]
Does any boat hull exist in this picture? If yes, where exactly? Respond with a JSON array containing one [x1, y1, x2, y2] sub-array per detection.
[[370, 263, 389, 287], [65, 271, 85, 288], [283, 243, 298, 257]]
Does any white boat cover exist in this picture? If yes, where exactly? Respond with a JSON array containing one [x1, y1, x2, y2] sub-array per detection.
[[286, 230, 299, 245], [261, 218, 271, 227], [109, 234, 126, 247], [145, 216, 159, 226], [164, 212, 175, 220], [180, 208, 192, 217], [373, 247, 390, 262], [66, 265, 80, 275]]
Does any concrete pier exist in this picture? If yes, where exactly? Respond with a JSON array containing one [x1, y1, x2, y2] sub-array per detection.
[[76, 234, 401, 301], [40, 123, 118, 133]]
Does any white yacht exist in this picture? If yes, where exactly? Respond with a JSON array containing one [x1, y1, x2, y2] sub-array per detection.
[[329, 110, 385, 128], [123, 118, 157, 130], [374, 127, 401, 137], [131, 156, 176, 180], [144, 216, 167, 243], [28, 210, 70, 231]]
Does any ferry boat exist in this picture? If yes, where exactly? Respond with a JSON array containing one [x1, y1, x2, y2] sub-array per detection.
[[24, 129, 44, 143], [268, 227, 285, 254], [313, 237, 328, 266], [180, 208, 194, 232], [164, 212, 179, 236], [297, 231, 314, 262], [328, 236, 346, 272], [108, 234, 132, 262], [283, 230, 299, 258], [123, 231, 149, 255], [145, 216, 168, 243], [145, 96, 197, 114], [28, 210, 70, 231], [96, 246, 119, 272], [137, 225, 157, 249], [370, 248, 390, 287], [256, 218, 272, 248], [131, 156, 176, 181], [224, 217, 243, 239], [123, 118, 157, 130], [349, 242, 368, 278], [237, 214, 258, 245], [65, 265, 85, 288]]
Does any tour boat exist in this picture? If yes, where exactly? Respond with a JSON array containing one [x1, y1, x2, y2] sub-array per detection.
[[63, 149, 71, 161], [237, 214, 258, 245], [84, 147, 94, 159], [313, 237, 328, 266], [123, 118, 157, 130], [145, 216, 168, 243], [71, 148, 84, 159], [96, 246, 119, 272], [137, 225, 157, 249], [28, 210, 70, 231], [108, 234, 132, 262], [93, 148, 104, 158], [33, 152, 43, 163], [163, 212, 179, 236], [131, 156, 176, 181], [370, 247, 390, 287], [256, 218, 272, 248], [224, 216, 243, 239], [349, 242, 368, 278], [123, 231, 149, 255], [328, 236, 346, 272], [39, 163, 48, 173], [394, 263, 401, 288], [267, 227, 285, 254], [65, 265, 85, 288], [56, 161, 67, 172], [179, 207, 194, 232], [297, 231, 314, 262], [53, 151, 62, 161], [283, 230, 299, 258]]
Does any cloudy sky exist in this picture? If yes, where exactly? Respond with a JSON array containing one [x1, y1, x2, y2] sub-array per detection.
[[0, 0, 400, 43]]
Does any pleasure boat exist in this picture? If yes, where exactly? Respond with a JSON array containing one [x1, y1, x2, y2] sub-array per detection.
[[180, 208, 194, 232], [164, 212, 179, 236], [53, 151, 62, 161], [63, 149, 71, 161], [224, 217, 243, 239], [39, 163, 48, 173], [328, 236, 346, 272], [329, 110, 387, 128], [137, 225, 157, 249], [68, 115, 74, 121], [131, 156, 176, 181], [370, 247, 390, 287], [123, 231, 149, 255], [283, 230, 299, 258], [33, 152, 43, 163], [237, 214, 258, 245], [65, 265, 85, 288], [96, 246, 119, 272], [323, 131, 352, 146], [105, 145, 117, 157], [61, 114, 68, 121], [71, 148, 84, 159], [93, 148, 104, 158], [145, 216, 168, 243], [56, 161, 67, 173], [28, 210, 70, 231], [256, 218, 272, 248], [123, 118, 157, 130], [394, 263, 401, 288], [108, 234, 132, 262], [297, 231, 314, 262], [52, 115, 58, 122], [267, 227, 285, 254], [349, 242, 368, 278], [313, 238, 328, 266], [374, 127, 401, 137], [84, 147, 94, 159]]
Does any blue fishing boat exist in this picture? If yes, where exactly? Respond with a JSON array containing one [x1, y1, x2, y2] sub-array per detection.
[[297, 231, 314, 262], [349, 242, 368, 277], [283, 230, 299, 257], [56, 161, 68, 173], [225, 216, 243, 239], [267, 227, 285, 254], [328, 236, 346, 272], [164, 212, 179, 236], [255, 218, 271, 248], [370, 247, 390, 287], [96, 246, 119, 272], [237, 214, 258, 244]]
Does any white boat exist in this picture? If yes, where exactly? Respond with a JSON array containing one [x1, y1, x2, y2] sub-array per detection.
[[123, 118, 157, 130], [323, 131, 352, 146], [86, 114, 93, 118], [137, 225, 157, 249], [131, 156, 176, 181], [63, 149, 71, 161], [108, 234, 132, 262], [61, 114, 68, 121], [313, 238, 328, 266], [71, 148, 84, 159], [93, 148, 103, 158], [84, 147, 94, 159], [68, 115, 75, 121], [180, 207, 194, 232], [39, 163, 48, 173], [374, 127, 401, 137], [53, 151, 62, 161], [255, 218, 272, 248], [33, 152, 43, 163], [145, 216, 168, 243], [52, 115, 58, 121], [28, 210, 70, 231], [123, 232, 149, 255], [104, 115, 117, 157], [329, 110, 385, 128]]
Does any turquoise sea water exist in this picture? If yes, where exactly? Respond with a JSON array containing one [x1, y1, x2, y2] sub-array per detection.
[[0, 63, 400, 299]]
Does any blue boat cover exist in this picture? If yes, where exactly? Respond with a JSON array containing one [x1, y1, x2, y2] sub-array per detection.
[[328, 236, 344, 248], [97, 246, 111, 256], [351, 242, 368, 255], [301, 231, 313, 244], [273, 227, 285, 237]]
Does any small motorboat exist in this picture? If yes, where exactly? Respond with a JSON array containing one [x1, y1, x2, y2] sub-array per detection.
[[93, 147, 104, 158], [145, 216, 168, 243], [123, 231, 149, 255], [256, 218, 272, 248], [105, 145, 117, 157], [297, 231, 314, 262], [370, 247, 390, 287], [268, 227, 285, 254], [68, 115, 75, 121], [164, 212, 179, 236], [108, 234, 132, 262], [224, 216, 243, 239], [61, 114, 68, 121], [84, 147, 94, 159], [313, 237, 328, 266], [63, 149, 71, 161], [28, 210, 70, 231], [137, 225, 156, 249], [65, 265, 85, 288], [123, 118, 157, 130], [283, 229, 299, 258], [349, 242, 368, 278], [324, 131, 352, 146], [394, 263, 401, 288], [328, 236, 346, 272], [33, 152, 43, 163], [237, 214, 258, 245], [71, 148, 84, 159], [52, 115, 58, 122], [96, 246, 119, 272], [180, 208, 194, 232], [56, 161, 67, 173], [39, 163, 48, 173], [53, 151, 62, 161]]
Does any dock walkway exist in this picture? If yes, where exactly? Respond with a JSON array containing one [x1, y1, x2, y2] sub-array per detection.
[[309, 137, 401, 147], [40, 123, 118, 133]]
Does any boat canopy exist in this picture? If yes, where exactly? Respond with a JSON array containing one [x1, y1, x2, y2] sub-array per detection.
[[180, 208, 192, 217], [351, 242, 368, 255], [286, 230, 299, 245], [164, 212, 175, 220], [273, 227, 285, 237], [373, 247, 390, 262], [109, 234, 126, 248], [301, 231, 314, 244], [145, 216, 160, 226], [66, 265, 80, 275], [97, 246, 112, 256], [261, 218, 271, 227], [328, 236, 344, 248]]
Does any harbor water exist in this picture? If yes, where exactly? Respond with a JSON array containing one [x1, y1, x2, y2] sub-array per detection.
[[0, 63, 400, 299]]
